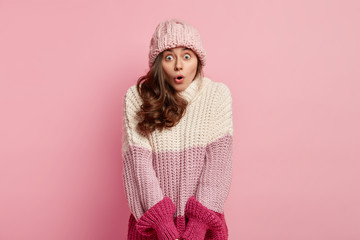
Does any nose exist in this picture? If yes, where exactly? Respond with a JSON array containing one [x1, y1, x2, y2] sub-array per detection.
[[175, 58, 183, 71]]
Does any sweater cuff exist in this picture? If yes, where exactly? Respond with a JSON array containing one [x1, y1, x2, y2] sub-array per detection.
[[183, 196, 223, 239], [135, 196, 180, 240], [183, 217, 208, 240]]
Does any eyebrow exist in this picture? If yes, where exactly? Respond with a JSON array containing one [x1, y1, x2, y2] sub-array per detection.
[[164, 47, 191, 52]]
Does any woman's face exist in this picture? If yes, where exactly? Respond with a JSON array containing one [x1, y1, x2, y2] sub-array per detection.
[[161, 47, 198, 92]]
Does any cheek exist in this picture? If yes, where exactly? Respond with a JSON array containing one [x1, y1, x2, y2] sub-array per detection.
[[189, 57, 198, 66], [162, 62, 171, 71], [190, 61, 198, 71]]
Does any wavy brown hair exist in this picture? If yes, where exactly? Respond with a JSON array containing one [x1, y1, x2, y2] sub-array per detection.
[[135, 51, 204, 137]]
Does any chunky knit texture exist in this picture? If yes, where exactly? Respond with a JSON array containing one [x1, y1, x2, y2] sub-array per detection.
[[122, 75, 233, 240], [136, 197, 179, 239]]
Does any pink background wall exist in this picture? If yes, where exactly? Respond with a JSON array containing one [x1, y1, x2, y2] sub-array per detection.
[[1, 0, 359, 239]]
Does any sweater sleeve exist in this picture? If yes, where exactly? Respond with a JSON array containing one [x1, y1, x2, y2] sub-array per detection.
[[122, 87, 179, 239], [183, 83, 233, 240]]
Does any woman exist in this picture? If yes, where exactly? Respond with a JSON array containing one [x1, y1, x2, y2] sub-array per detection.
[[122, 18, 233, 240]]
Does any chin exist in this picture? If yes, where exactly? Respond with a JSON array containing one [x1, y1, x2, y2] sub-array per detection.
[[168, 81, 190, 92], [173, 86, 184, 92], [178, 84, 190, 91]]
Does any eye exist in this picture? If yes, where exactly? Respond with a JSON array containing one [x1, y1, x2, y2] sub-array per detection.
[[165, 55, 173, 61], [184, 53, 191, 59]]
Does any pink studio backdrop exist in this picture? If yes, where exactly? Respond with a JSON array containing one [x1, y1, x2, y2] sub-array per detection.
[[1, 0, 359, 239]]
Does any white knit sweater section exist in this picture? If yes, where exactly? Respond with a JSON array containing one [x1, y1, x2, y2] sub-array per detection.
[[122, 75, 233, 222]]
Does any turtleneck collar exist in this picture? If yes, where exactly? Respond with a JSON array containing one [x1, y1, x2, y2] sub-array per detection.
[[177, 74, 208, 104]]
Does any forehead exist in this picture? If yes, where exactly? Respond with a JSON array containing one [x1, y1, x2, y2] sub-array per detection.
[[164, 47, 192, 52]]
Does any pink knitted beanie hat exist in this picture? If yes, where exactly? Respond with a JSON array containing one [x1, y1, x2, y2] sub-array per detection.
[[148, 18, 207, 68]]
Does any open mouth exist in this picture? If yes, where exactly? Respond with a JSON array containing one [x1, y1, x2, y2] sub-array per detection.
[[175, 75, 184, 80], [174, 75, 184, 83], [174, 76, 184, 84]]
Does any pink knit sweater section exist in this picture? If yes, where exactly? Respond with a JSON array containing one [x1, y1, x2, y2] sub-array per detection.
[[122, 75, 233, 239]]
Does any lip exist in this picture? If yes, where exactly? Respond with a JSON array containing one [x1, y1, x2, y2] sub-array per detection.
[[174, 74, 184, 80], [174, 75, 184, 84]]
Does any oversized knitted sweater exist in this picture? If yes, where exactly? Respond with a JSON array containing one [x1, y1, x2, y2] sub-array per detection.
[[122, 74, 233, 240]]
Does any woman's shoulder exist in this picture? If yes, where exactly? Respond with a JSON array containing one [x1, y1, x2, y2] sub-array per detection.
[[203, 77, 232, 102], [125, 84, 139, 99], [123, 84, 143, 111]]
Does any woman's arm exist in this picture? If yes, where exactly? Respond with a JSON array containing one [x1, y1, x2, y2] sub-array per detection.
[[183, 83, 233, 240], [122, 86, 179, 240]]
